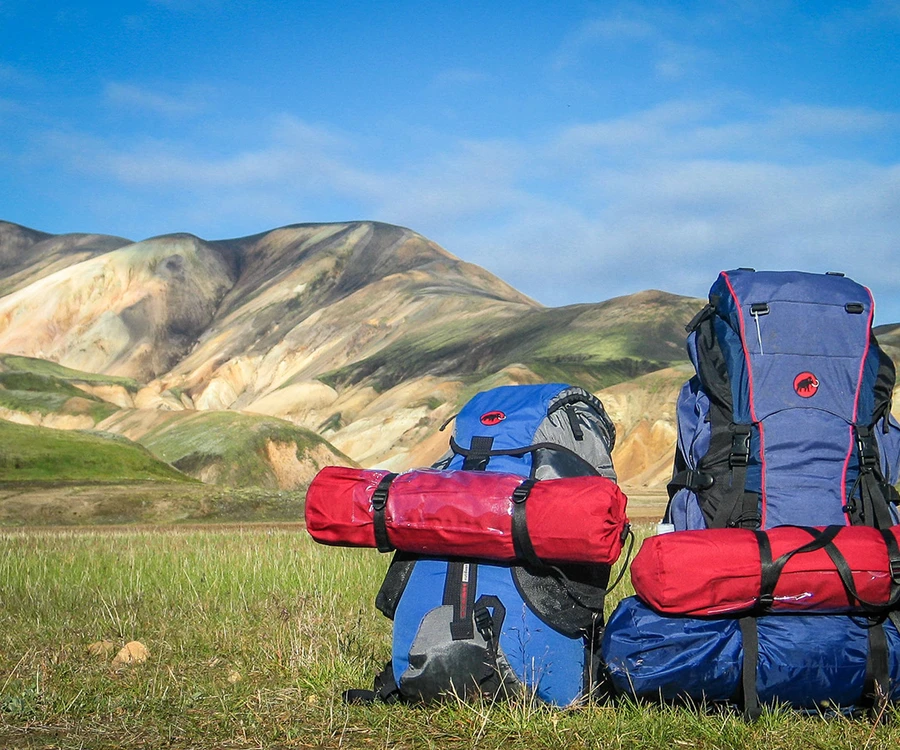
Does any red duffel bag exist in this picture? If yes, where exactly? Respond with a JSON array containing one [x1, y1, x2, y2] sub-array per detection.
[[631, 524, 900, 616], [305, 466, 629, 565]]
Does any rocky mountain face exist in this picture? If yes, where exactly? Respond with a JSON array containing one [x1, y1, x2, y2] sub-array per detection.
[[9, 219, 892, 493]]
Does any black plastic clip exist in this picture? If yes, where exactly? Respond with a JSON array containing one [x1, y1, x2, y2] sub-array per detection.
[[685, 470, 715, 491], [890, 558, 900, 585], [512, 479, 535, 504], [730, 427, 752, 468], [856, 428, 878, 471]]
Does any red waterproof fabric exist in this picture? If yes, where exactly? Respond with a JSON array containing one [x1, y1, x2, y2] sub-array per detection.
[[631, 525, 900, 616], [305, 466, 629, 565]]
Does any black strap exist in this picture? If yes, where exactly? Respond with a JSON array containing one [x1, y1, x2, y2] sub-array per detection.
[[461, 435, 494, 471], [605, 525, 635, 595], [754, 530, 775, 609], [510, 479, 542, 568], [863, 620, 890, 710], [473, 594, 506, 658], [448, 436, 601, 476], [344, 662, 402, 704], [754, 525, 900, 613], [850, 425, 897, 529], [755, 525, 843, 610], [445, 561, 478, 641], [738, 617, 761, 721], [371, 473, 398, 553], [375, 553, 416, 619], [711, 425, 754, 528], [564, 404, 584, 441], [818, 528, 900, 611]]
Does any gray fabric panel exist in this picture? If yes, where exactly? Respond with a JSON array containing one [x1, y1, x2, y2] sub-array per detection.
[[401, 605, 521, 702], [532, 386, 617, 481]]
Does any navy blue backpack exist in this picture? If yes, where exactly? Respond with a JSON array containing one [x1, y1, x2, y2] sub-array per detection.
[[605, 269, 900, 717], [362, 383, 620, 706], [665, 268, 900, 531]]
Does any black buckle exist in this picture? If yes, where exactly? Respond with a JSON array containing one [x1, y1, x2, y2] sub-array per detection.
[[371, 473, 397, 511], [372, 486, 389, 510], [474, 606, 493, 641], [512, 479, 535, 504], [685, 470, 715, 491], [730, 427, 751, 468], [890, 558, 900, 584], [757, 593, 775, 609], [857, 438, 878, 470]]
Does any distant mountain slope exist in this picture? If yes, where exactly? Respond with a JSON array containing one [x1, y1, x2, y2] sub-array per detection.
[[2, 219, 897, 490], [0, 353, 352, 489], [0, 220, 131, 296], [0, 220, 706, 478]]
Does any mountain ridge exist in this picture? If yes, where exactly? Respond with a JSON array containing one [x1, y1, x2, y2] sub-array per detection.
[[4, 218, 892, 491]]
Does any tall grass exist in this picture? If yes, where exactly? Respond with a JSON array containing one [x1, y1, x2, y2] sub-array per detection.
[[0, 525, 898, 749]]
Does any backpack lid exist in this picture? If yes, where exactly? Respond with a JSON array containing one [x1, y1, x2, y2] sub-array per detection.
[[449, 383, 617, 479], [709, 269, 877, 424]]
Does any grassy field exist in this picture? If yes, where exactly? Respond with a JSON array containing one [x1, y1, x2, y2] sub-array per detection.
[[1, 524, 899, 749]]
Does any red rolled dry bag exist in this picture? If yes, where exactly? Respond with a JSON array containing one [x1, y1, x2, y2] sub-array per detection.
[[631, 524, 900, 616], [305, 466, 629, 565]]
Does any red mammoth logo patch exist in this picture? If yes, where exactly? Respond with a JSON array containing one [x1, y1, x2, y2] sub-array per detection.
[[480, 410, 506, 426], [793, 372, 819, 398]]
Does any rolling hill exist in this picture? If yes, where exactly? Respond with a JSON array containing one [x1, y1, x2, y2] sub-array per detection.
[[0, 219, 704, 484], [3, 218, 894, 505]]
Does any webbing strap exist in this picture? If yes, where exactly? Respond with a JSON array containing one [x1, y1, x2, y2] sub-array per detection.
[[710, 424, 755, 529], [462, 436, 494, 471], [863, 621, 890, 710], [564, 404, 584, 441], [445, 562, 478, 641], [754, 526, 842, 610], [754, 526, 900, 612], [510, 479, 542, 569], [738, 617, 761, 721], [851, 425, 897, 529], [810, 527, 900, 611], [371, 473, 398, 553]]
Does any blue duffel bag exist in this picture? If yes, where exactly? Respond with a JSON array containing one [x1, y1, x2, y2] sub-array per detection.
[[603, 596, 900, 715]]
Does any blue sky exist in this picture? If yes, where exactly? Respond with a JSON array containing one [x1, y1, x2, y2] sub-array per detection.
[[2, 1, 900, 321]]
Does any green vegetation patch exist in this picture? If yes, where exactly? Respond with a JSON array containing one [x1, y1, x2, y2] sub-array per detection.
[[138, 411, 346, 488], [319, 303, 690, 395], [0, 370, 121, 421], [0, 354, 140, 392], [0, 419, 192, 482]]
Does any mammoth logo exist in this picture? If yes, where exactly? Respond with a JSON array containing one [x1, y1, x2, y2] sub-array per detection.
[[793, 372, 819, 398], [480, 410, 506, 426]]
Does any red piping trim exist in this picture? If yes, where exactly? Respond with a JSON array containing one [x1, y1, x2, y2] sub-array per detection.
[[721, 271, 767, 525], [843, 287, 875, 524]]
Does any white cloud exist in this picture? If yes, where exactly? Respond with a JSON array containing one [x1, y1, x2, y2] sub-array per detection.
[[103, 82, 213, 117], [552, 11, 711, 81], [31, 97, 900, 321]]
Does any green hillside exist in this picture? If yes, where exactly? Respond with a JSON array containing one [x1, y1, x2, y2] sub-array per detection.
[[0, 353, 139, 390], [320, 291, 701, 394], [0, 354, 136, 421], [0, 419, 192, 483], [132, 410, 354, 488]]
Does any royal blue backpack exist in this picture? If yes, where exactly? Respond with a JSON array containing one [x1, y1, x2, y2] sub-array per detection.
[[665, 268, 900, 531], [357, 383, 620, 706]]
